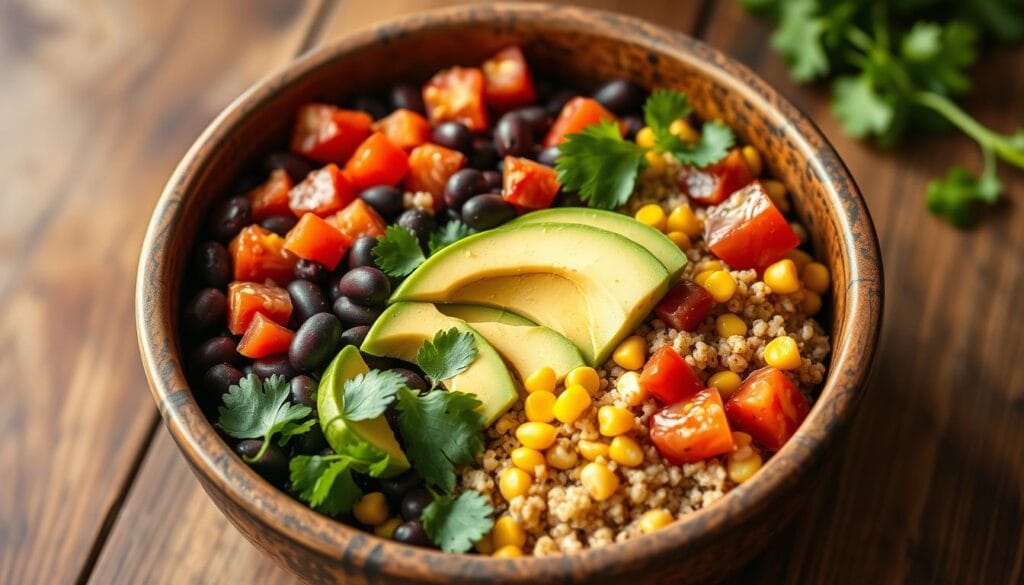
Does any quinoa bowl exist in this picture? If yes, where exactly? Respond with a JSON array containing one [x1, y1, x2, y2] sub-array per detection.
[[136, 4, 882, 584]]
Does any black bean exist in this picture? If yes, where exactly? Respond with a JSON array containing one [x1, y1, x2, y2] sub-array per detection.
[[193, 241, 231, 289], [390, 84, 426, 116], [482, 170, 503, 192], [545, 89, 575, 116], [294, 259, 330, 285], [622, 114, 644, 140], [353, 95, 388, 120], [263, 151, 314, 183], [203, 363, 244, 396], [554, 188, 586, 208], [292, 423, 327, 455], [191, 336, 241, 373], [235, 439, 289, 485], [290, 375, 318, 407], [396, 209, 435, 247], [392, 368, 429, 393], [183, 288, 226, 336], [337, 267, 390, 306], [288, 279, 329, 323], [289, 313, 343, 373], [380, 471, 423, 505], [494, 112, 535, 158], [333, 296, 382, 328], [347, 236, 379, 270], [400, 487, 433, 521], [461, 194, 517, 230], [341, 325, 370, 348], [444, 169, 489, 212], [393, 520, 432, 547], [469, 138, 499, 170], [430, 122, 473, 154], [513, 105, 551, 135], [252, 355, 299, 380], [359, 185, 405, 221], [592, 78, 645, 115], [536, 145, 561, 167], [259, 214, 298, 236], [208, 196, 251, 242]]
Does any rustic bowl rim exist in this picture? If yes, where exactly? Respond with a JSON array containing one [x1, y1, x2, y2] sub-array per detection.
[[136, 3, 882, 581]]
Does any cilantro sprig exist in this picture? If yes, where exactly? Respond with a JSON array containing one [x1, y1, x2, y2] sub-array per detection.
[[396, 388, 486, 493], [373, 221, 477, 279], [416, 327, 478, 390], [428, 220, 475, 254], [422, 491, 494, 552], [218, 375, 314, 462], [342, 369, 407, 421]]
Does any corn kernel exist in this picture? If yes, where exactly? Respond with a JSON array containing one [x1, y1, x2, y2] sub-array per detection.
[[578, 440, 610, 461], [634, 203, 667, 232], [764, 336, 802, 370], [524, 366, 556, 393], [598, 405, 634, 436], [801, 262, 830, 294], [783, 248, 813, 270], [790, 222, 808, 244], [669, 119, 700, 143], [708, 371, 742, 399], [763, 259, 801, 294], [666, 205, 702, 238], [644, 151, 668, 177], [703, 270, 737, 302], [639, 509, 674, 534], [740, 145, 763, 176], [728, 451, 763, 483], [545, 443, 579, 470], [352, 492, 389, 527], [516, 422, 558, 450], [553, 384, 591, 424], [609, 436, 644, 467], [694, 270, 715, 287], [616, 371, 648, 407], [715, 313, 748, 338], [493, 545, 523, 558], [635, 126, 657, 148], [566, 366, 600, 395], [474, 533, 494, 554], [499, 467, 532, 500], [493, 516, 527, 549], [580, 462, 619, 501], [612, 335, 647, 370], [374, 517, 402, 539], [802, 291, 822, 315], [699, 260, 724, 272], [524, 390, 556, 423], [665, 230, 692, 250], [762, 179, 789, 213], [733, 431, 753, 448], [510, 447, 546, 474]]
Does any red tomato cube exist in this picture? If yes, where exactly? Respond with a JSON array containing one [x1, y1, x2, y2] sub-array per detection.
[[650, 388, 735, 465], [654, 280, 714, 332], [676, 149, 755, 206], [422, 66, 489, 131], [502, 156, 560, 210], [288, 163, 356, 217], [228, 224, 296, 285], [326, 199, 388, 241], [704, 181, 799, 270], [237, 313, 295, 359], [543, 97, 619, 147], [227, 281, 293, 335], [372, 109, 432, 151], [640, 347, 704, 404], [283, 213, 352, 270], [289, 104, 373, 165], [405, 143, 467, 205], [725, 367, 810, 451], [247, 168, 293, 221], [343, 132, 410, 191], [482, 46, 537, 111]]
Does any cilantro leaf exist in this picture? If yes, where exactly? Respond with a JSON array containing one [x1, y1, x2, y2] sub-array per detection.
[[422, 491, 494, 552], [901, 21, 977, 96], [556, 120, 646, 210], [926, 164, 1001, 228], [831, 75, 895, 139], [664, 121, 736, 167], [416, 328, 478, 390], [644, 89, 692, 139], [372, 225, 425, 277], [396, 388, 485, 493], [218, 374, 312, 462], [341, 369, 406, 421], [290, 455, 362, 516], [771, 0, 829, 82], [428, 220, 475, 254]]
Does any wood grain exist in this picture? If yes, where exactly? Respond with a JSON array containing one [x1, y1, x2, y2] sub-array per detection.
[[0, 1, 321, 583]]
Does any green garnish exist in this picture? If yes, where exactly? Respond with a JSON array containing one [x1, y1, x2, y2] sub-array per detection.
[[416, 327, 478, 390], [341, 369, 408, 421], [373, 225, 425, 278], [396, 388, 486, 493], [218, 375, 314, 462], [428, 220, 476, 254], [422, 491, 495, 553], [289, 455, 362, 515]]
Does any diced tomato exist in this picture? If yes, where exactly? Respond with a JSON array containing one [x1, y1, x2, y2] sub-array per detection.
[[501, 156, 560, 210], [405, 143, 467, 205], [654, 280, 714, 332], [288, 164, 356, 217], [237, 313, 295, 359], [289, 104, 373, 165], [650, 388, 735, 465], [422, 66, 489, 131], [372, 109, 432, 151], [704, 181, 799, 270], [227, 281, 293, 335], [247, 168, 293, 221], [283, 213, 352, 270], [543, 97, 619, 147], [676, 149, 755, 206], [725, 367, 810, 451], [228, 224, 297, 285], [326, 199, 388, 241], [482, 46, 537, 111], [343, 132, 410, 191], [640, 347, 703, 404]]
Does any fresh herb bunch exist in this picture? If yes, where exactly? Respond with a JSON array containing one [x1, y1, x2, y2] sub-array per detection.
[[742, 0, 1024, 227]]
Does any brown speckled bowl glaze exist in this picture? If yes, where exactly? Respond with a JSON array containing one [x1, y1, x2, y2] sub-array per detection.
[[136, 4, 882, 584]]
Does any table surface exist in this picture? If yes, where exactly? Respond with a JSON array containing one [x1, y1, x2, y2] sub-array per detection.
[[2, 1, 1022, 583]]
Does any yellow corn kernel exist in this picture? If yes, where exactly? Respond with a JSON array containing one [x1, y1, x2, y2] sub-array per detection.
[[578, 440, 610, 461], [708, 371, 743, 399], [703, 270, 737, 303], [616, 371, 648, 407], [763, 259, 801, 294], [733, 431, 753, 448], [801, 262, 830, 294], [608, 436, 645, 467], [715, 313, 748, 338], [516, 422, 558, 450], [598, 405, 634, 436], [783, 248, 813, 270], [639, 509, 674, 534], [499, 467, 532, 500], [764, 336, 802, 370], [553, 384, 591, 424], [762, 179, 789, 213], [802, 291, 823, 315], [699, 260, 725, 272], [474, 533, 494, 554], [492, 516, 527, 549], [669, 119, 700, 143], [635, 126, 657, 148], [728, 451, 763, 483], [634, 203, 667, 232], [352, 492, 389, 527], [510, 447, 546, 474], [666, 205, 702, 238], [665, 230, 692, 250], [524, 366, 556, 393], [694, 270, 715, 287], [612, 335, 647, 370], [374, 517, 402, 539], [566, 366, 600, 395], [545, 443, 579, 470], [493, 545, 523, 558], [740, 145, 763, 176], [580, 462, 620, 501], [644, 150, 668, 177], [524, 390, 556, 423], [790, 222, 808, 244]]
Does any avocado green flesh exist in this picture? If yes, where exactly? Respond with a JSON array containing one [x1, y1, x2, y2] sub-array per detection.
[[317, 346, 410, 477]]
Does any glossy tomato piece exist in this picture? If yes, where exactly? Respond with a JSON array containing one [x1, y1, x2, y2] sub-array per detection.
[[543, 97, 619, 147], [343, 132, 410, 191], [502, 156, 560, 210], [654, 280, 714, 332], [237, 313, 295, 359], [640, 347, 703, 404], [405, 143, 467, 205], [422, 66, 489, 131], [227, 281, 292, 335], [247, 168, 293, 221], [650, 388, 735, 465], [725, 367, 809, 451], [228, 224, 296, 285], [288, 164, 356, 217], [283, 213, 352, 271], [676, 149, 754, 206], [704, 181, 799, 270], [289, 104, 373, 165], [372, 109, 431, 151], [482, 46, 537, 111], [327, 199, 388, 241]]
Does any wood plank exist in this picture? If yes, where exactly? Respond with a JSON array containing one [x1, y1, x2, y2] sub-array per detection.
[[0, 1, 322, 583]]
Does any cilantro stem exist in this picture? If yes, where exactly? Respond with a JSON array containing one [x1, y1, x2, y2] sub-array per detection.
[[912, 91, 1024, 169], [245, 437, 271, 464]]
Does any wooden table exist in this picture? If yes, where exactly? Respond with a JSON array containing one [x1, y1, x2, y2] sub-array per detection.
[[2, 1, 1021, 583]]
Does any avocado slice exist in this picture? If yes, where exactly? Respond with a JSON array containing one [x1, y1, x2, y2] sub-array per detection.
[[438, 304, 586, 382], [317, 346, 410, 477], [391, 223, 670, 366], [506, 207, 687, 280], [361, 302, 519, 425]]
